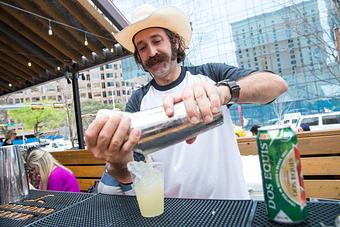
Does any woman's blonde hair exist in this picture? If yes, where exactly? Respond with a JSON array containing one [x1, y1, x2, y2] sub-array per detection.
[[26, 148, 71, 190]]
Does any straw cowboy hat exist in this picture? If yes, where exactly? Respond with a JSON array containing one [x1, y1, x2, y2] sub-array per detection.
[[114, 4, 192, 53]]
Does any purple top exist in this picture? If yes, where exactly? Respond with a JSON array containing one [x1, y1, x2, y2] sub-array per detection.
[[47, 166, 80, 192]]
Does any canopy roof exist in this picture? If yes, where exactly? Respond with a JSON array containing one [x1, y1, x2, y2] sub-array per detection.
[[0, 0, 130, 96]]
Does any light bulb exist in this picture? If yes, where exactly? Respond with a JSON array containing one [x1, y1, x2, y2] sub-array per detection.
[[48, 20, 53, 35], [57, 66, 61, 71], [28, 62, 32, 67], [84, 33, 88, 46], [110, 47, 114, 53], [8, 83, 12, 87]]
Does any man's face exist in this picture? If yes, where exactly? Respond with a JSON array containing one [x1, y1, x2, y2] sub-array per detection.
[[134, 28, 178, 81]]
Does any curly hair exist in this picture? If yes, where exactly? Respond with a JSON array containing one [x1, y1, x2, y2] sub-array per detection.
[[133, 28, 187, 65]]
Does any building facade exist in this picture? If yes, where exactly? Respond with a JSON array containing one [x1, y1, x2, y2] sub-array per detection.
[[0, 61, 149, 108]]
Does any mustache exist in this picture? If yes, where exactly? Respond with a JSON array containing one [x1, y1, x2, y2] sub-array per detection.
[[145, 53, 170, 68]]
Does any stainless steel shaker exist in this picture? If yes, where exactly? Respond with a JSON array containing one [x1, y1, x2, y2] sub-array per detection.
[[130, 102, 224, 155], [0, 145, 29, 204]]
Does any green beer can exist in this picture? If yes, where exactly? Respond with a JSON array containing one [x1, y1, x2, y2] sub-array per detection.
[[256, 125, 308, 224]]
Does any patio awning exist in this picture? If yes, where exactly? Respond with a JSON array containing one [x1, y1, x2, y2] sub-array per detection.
[[0, 0, 130, 96]]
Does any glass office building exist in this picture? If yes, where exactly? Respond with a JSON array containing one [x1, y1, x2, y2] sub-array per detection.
[[114, 0, 340, 127]]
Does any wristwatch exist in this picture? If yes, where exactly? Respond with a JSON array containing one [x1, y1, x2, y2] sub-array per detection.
[[216, 79, 240, 104]]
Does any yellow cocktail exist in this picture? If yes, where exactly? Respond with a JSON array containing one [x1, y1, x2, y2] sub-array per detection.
[[128, 161, 164, 218]]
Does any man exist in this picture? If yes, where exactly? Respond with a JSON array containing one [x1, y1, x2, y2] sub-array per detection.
[[250, 125, 261, 136], [85, 4, 288, 199]]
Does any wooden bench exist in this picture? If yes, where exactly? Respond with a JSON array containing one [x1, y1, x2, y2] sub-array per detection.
[[51, 150, 105, 192], [237, 129, 340, 200], [52, 129, 340, 199]]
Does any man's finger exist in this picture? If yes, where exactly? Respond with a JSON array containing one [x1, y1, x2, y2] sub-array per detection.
[[163, 93, 183, 117], [205, 84, 222, 113], [84, 115, 109, 148]]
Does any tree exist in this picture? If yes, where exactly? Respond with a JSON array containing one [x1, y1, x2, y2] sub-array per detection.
[[8, 103, 66, 142], [81, 99, 123, 131], [271, 94, 294, 122], [279, 0, 340, 85], [81, 99, 117, 115]]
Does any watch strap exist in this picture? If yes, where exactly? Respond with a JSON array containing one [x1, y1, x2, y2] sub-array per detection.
[[216, 79, 240, 104]]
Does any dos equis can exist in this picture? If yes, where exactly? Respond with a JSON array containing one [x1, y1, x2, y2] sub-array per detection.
[[256, 125, 308, 224]]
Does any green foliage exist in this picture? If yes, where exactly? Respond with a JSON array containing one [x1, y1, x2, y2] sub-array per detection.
[[7, 102, 67, 137], [81, 99, 124, 115]]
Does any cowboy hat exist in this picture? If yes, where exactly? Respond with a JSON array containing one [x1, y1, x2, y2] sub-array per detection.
[[114, 4, 192, 53]]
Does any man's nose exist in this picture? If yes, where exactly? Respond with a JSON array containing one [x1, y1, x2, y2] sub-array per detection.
[[148, 45, 158, 57]]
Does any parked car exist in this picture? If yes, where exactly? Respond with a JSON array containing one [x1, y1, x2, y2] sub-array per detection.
[[282, 112, 301, 127], [296, 111, 340, 131], [43, 139, 73, 152]]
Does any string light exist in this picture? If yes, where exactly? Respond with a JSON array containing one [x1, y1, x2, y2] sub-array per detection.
[[0, 2, 116, 42], [57, 66, 61, 71], [8, 83, 12, 87], [84, 33, 88, 46], [110, 47, 114, 53], [48, 20, 53, 36], [28, 62, 32, 67]]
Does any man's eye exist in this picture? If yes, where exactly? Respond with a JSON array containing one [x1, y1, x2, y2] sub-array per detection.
[[138, 46, 146, 52]]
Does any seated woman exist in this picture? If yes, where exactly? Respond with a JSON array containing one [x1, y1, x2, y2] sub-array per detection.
[[26, 148, 80, 192], [2, 129, 17, 146]]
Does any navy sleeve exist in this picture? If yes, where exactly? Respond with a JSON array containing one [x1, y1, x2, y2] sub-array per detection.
[[125, 83, 152, 113], [125, 91, 141, 113], [187, 63, 257, 82]]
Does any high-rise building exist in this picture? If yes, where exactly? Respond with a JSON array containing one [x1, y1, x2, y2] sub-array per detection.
[[113, 0, 340, 126]]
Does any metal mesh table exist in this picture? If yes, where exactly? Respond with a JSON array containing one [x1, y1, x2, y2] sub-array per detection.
[[0, 190, 95, 227], [1, 190, 339, 227], [27, 194, 253, 226], [248, 200, 340, 227]]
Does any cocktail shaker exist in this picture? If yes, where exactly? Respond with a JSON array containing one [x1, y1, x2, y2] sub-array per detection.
[[0, 145, 29, 204], [130, 102, 224, 155]]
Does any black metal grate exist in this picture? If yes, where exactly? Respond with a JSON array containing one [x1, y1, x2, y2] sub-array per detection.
[[28, 194, 253, 227], [0, 190, 94, 227], [249, 201, 340, 227]]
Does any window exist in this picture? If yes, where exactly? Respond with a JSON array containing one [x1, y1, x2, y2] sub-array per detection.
[[101, 73, 105, 80], [301, 117, 318, 126], [106, 73, 113, 78], [322, 115, 340, 125], [105, 64, 112, 69]]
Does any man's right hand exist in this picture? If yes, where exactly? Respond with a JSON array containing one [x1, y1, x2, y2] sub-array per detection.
[[84, 111, 141, 183]]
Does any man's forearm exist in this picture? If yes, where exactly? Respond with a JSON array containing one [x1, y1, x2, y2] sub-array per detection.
[[106, 162, 133, 184], [237, 72, 288, 104]]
